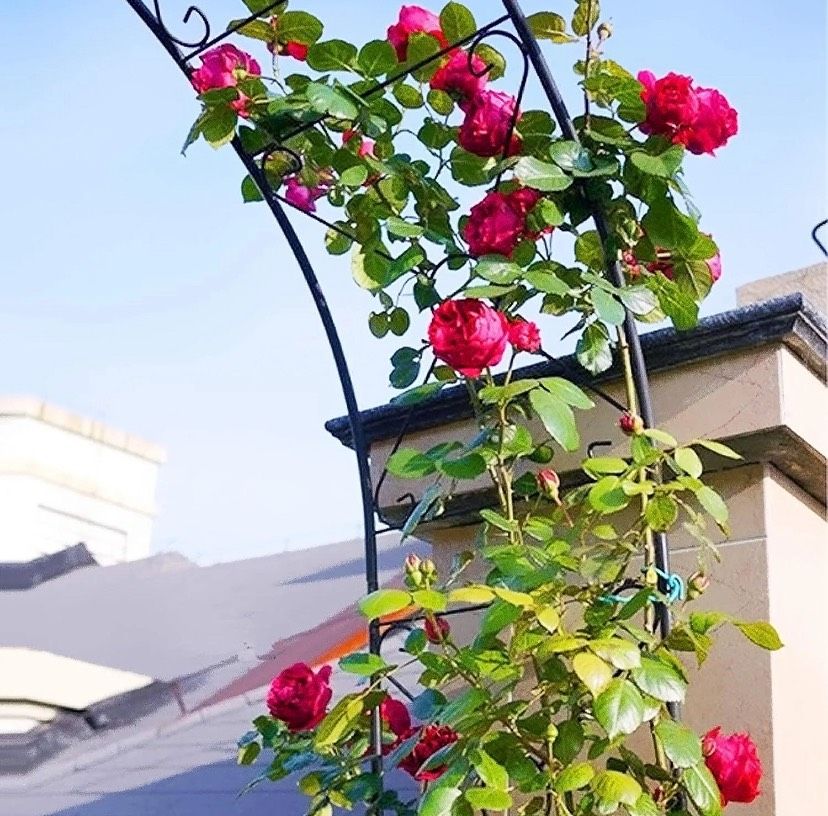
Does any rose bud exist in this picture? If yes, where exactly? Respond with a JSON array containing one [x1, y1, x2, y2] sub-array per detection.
[[424, 616, 450, 644], [687, 571, 711, 599], [404, 553, 424, 588], [619, 412, 644, 436], [420, 558, 437, 584], [597, 22, 613, 40], [537, 469, 560, 503], [703, 727, 763, 804]]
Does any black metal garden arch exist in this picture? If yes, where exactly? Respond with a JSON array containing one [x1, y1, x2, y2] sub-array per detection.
[[125, 0, 681, 788]]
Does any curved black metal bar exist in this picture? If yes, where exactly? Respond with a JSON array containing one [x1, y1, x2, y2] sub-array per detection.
[[501, 0, 679, 720], [813, 219, 828, 257], [124, 0, 386, 788]]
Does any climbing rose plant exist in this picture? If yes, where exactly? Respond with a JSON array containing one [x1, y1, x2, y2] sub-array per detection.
[[183, 2, 780, 814]]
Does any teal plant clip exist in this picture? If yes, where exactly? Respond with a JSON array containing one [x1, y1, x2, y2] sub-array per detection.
[[600, 568, 685, 606]]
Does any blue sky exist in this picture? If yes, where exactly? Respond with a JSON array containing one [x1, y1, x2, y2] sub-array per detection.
[[1, 1, 825, 563]]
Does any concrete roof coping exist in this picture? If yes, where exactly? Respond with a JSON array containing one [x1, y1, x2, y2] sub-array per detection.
[[0, 396, 167, 463]]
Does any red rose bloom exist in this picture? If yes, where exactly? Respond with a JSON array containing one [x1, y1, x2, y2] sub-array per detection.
[[266, 663, 333, 732], [638, 71, 737, 155], [398, 724, 459, 781], [638, 71, 699, 140], [428, 299, 509, 378], [677, 87, 738, 155], [387, 5, 447, 61], [508, 318, 541, 353], [430, 50, 488, 110], [380, 697, 412, 737], [191, 44, 261, 94], [463, 191, 525, 257], [283, 41, 309, 60], [505, 187, 542, 220], [703, 727, 763, 805], [424, 616, 450, 644], [458, 90, 523, 158]]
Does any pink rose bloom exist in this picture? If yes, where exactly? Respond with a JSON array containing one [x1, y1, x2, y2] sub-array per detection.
[[283, 176, 328, 213], [508, 318, 541, 353], [387, 5, 447, 61], [191, 44, 261, 94], [342, 129, 376, 158], [638, 71, 699, 140], [703, 727, 763, 805], [266, 663, 332, 732], [429, 50, 488, 110], [458, 90, 523, 158], [428, 299, 509, 377], [677, 87, 738, 155], [463, 191, 524, 257]]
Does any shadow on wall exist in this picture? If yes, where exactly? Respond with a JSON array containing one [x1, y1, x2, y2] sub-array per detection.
[[47, 760, 419, 816]]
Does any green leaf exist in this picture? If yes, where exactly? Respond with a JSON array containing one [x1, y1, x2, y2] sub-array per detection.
[[574, 230, 605, 270], [645, 494, 679, 532], [439, 452, 487, 479], [554, 720, 584, 765], [696, 485, 728, 525], [630, 145, 684, 178], [339, 652, 390, 676], [618, 285, 658, 315], [405, 628, 427, 654], [464, 789, 512, 810], [683, 763, 722, 816], [525, 266, 570, 295], [418, 786, 462, 816], [471, 749, 509, 790], [576, 324, 613, 374], [554, 762, 595, 793], [674, 447, 704, 478], [592, 288, 626, 326], [359, 588, 412, 619], [358, 40, 397, 76], [393, 82, 424, 108], [590, 638, 641, 669], [277, 11, 323, 45], [412, 588, 448, 612], [594, 680, 645, 739], [340, 165, 368, 187], [573, 652, 613, 695], [583, 456, 628, 475], [527, 11, 574, 43], [643, 427, 678, 447], [427, 88, 454, 115], [315, 694, 365, 748], [734, 620, 784, 650], [387, 448, 437, 478], [529, 388, 580, 452], [406, 32, 443, 81], [655, 719, 703, 768], [514, 157, 573, 191], [440, 2, 477, 40], [325, 225, 353, 255], [307, 39, 358, 72], [402, 483, 441, 538], [536, 606, 560, 633], [448, 585, 495, 604], [540, 377, 594, 409], [200, 106, 237, 148], [237, 741, 260, 765], [642, 198, 699, 253], [479, 600, 522, 637], [632, 657, 687, 703], [479, 508, 519, 532], [306, 82, 358, 120], [475, 256, 522, 284], [572, 0, 601, 36], [241, 175, 264, 202], [652, 275, 699, 331], [693, 439, 742, 460], [588, 476, 630, 514], [450, 146, 496, 185]]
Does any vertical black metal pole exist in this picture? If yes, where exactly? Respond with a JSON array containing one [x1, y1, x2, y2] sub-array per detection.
[[123, 0, 384, 787], [501, 0, 677, 716]]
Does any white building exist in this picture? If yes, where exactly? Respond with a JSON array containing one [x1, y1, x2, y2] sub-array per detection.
[[0, 398, 165, 565]]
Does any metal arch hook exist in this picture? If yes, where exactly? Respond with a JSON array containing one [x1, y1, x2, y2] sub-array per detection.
[[587, 440, 613, 458], [152, 2, 210, 49], [812, 219, 828, 257]]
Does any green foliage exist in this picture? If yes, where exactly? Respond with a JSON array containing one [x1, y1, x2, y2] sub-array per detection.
[[182, 7, 772, 813]]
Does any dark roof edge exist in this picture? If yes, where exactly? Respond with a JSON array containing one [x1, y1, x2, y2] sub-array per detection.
[[326, 293, 827, 449]]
